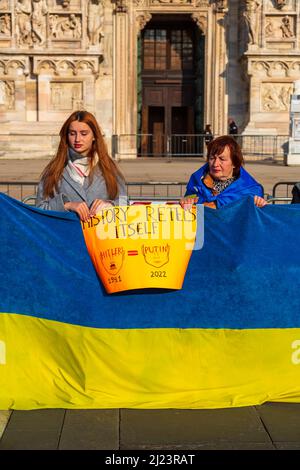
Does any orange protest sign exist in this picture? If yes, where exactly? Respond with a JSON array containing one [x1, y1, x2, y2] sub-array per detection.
[[81, 204, 197, 293]]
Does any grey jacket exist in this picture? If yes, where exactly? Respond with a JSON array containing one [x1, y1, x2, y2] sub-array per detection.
[[36, 167, 128, 212]]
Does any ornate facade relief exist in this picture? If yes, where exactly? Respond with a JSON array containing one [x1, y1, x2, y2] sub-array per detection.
[[191, 12, 207, 34], [31, 0, 47, 46], [0, 57, 30, 76], [136, 12, 152, 32], [49, 14, 82, 40], [0, 0, 9, 9], [215, 0, 228, 12], [133, 0, 209, 5], [15, 0, 32, 47], [261, 82, 292, 112], [50, 81, 83, 111], [150, 1, 193, 4], [15, 0, 48, 47], [33, 57, 99, 76], [265, 0, 294, 12], [280, 15, 294, 38], [274, 0, 288, 9], [0, 80, 14, 109], [0, 14, 11, 35], [265, 16, 296, 50]]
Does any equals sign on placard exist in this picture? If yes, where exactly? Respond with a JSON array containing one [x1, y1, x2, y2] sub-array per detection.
[[127, 250, 138, 256]]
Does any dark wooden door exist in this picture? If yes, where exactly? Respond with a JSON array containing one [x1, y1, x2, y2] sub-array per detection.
[[149, 106, 165, 156], [139, 18, 202, 156]]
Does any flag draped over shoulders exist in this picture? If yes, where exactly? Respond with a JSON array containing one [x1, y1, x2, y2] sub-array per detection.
[[185, 163, 264, 208]]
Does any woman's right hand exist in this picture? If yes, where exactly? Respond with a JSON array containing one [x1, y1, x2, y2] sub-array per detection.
[[64, 201, 91, 221], [179, 196, 199, 211]]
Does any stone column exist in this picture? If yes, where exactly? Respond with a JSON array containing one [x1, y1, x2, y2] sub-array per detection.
[[211, 2, 228, 135], [113, 3, 129, 137]]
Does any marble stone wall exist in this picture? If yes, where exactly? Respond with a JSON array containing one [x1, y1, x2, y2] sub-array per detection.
[[0, 0, 299, 158]]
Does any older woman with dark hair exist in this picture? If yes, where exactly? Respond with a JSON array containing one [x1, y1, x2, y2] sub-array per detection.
[[180, 135, 266, 209]]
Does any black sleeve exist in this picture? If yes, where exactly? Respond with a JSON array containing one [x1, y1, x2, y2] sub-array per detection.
[[291, 183, 300, 204]]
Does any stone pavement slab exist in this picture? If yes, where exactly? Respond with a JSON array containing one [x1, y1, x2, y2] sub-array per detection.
[[0, 409, 65, 450], [59, 409, 119, 450], [2, 404, 300, 449], [120, 408, 274, 450], [257, 403, 300, 449]]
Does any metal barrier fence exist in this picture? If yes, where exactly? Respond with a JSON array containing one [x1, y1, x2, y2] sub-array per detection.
[[112, 134, 289, 161], [1, 180, 296, 205], [0, 181, 187, 205]]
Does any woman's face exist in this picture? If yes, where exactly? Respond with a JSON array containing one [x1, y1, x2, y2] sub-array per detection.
[[68, 120, 94, 156], [208, 145, 234, 180]]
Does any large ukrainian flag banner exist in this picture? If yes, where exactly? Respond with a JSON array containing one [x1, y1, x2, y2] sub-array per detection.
[[1, 193, 300, 410]]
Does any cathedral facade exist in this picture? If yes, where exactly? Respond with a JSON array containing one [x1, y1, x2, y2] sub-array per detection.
[[0, 0, 299, 158]]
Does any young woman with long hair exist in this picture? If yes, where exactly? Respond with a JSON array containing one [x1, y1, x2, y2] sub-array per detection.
[[36, 110, 127, 221]]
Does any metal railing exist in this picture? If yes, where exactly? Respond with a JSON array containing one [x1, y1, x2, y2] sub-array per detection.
[[261, 181, 297, 204], [1, 180, 297, 205], [112, 134, 289, 161], [0, 181, 187, 205], [0, 181, 39, 202]]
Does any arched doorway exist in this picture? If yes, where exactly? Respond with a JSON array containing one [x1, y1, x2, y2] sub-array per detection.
[[137, 15, 204, 157]]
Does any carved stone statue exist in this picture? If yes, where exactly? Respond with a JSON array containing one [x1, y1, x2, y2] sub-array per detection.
[[15, 0, 32, 46], [31, 0, 48, 46], [265, 18, 274, 37], [244, 0, 261, 46], [280, 15, 293, 38], [88, 0, 104, 46], [0, 14, 11, 35]]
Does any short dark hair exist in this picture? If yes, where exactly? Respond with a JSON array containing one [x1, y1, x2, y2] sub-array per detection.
[[206, 135, 244, 176]]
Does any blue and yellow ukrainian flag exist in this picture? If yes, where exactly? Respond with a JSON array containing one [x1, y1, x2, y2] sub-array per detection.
[[1, 193, 300, 410]]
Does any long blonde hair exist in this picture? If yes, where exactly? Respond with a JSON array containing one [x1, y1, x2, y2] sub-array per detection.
[[41, 110, 124, 198]]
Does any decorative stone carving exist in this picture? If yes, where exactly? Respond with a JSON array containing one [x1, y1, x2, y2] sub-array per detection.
[[15, 0, 48, 47], [280, 15, 294, 38], [136, 12, 152, 32], [196, 0, 209, 6], [115, 0, 128, 13], [31, 0, 48, 46], [192, 13, 207, 34], [264, 15, 295, 43], [87, 0, 104, 46], [15, 0, 32, 46], [215, 0, 228, 12], [0, 14, 11, 36], [0, 58, 30, 76], [50, 81, 83, 110], [274, 0, 288, 9], [34, 57, 99, 76], [262, 82, 292, 111], [150, 0, 192, 4], [0, 80, 14, 109], [244, 0, 261, 46], [265, 18, 274, 38], [0, 0, 9, 9], [49, 14, 82, 40]]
